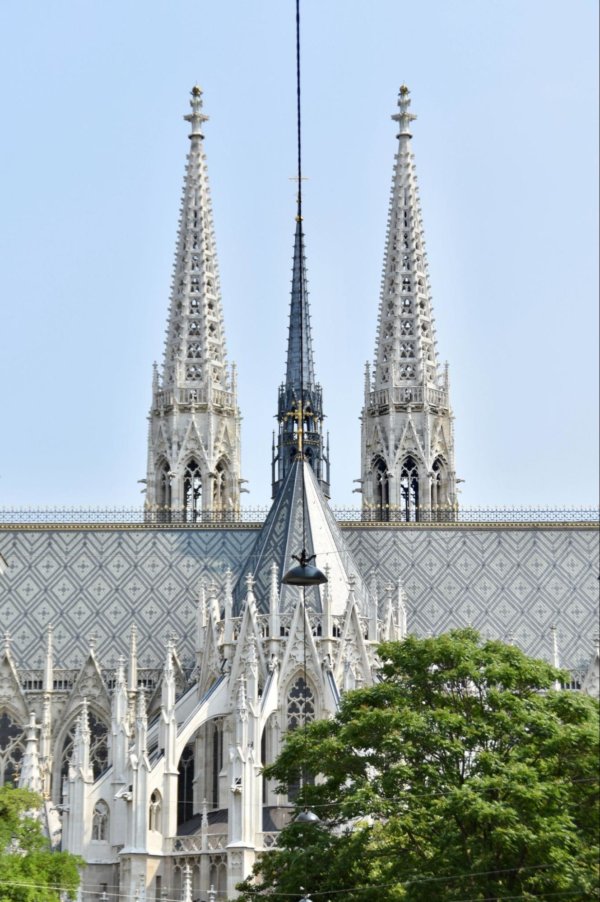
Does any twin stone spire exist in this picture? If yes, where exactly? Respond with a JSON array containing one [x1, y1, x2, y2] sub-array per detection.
[[145, 85, 456, 520]]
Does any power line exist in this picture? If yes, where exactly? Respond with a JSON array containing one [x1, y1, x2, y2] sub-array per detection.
[[1, 857, 594, 901]]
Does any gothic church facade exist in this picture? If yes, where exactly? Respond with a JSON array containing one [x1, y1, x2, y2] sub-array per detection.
[[0, 87, 598, 901]]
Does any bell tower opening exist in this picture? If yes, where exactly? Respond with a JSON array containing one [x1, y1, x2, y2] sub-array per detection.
[[372, 456, 390, 520], [400, 455, 420, 521], [183, 459, 202, 521]]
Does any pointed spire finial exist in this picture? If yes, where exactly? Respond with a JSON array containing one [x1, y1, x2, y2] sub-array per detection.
[[392, 84, 417, 137], [184, 84, 209, 139]]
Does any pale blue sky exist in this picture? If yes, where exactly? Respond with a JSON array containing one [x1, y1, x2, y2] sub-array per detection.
[[0, 0, 597, 508]]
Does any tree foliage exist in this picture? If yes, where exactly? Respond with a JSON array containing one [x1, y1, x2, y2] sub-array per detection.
[[237, 630, 599, 901], [0, 786, 81, 902]]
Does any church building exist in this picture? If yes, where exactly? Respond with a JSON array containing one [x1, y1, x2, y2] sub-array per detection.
[[0, 86, 597, 901]]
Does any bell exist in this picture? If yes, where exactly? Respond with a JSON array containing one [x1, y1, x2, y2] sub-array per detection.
[[282, 549, 328, 587]]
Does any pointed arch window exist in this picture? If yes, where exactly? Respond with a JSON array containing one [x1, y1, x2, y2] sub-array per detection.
[[286, 678, 316, 800], [0, 712, 25, 786], [60, 711, 109, 784], [177, 744, 194, 825], [286, 677, 315, 732], [400, 456, 420, 521], [372, 456, 390, 521], [210, 720, 223, 808], [92, 800, 109, 841], [183, 460, 202, 521]]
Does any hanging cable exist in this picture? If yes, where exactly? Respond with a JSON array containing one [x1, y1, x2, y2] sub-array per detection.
[[282, 0, 326, 590]]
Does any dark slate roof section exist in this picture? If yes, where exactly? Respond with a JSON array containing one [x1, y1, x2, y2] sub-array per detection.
[[233, 459, 367, 615]]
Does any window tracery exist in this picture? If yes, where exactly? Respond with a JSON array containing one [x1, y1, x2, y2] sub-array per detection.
[[372, 456, 389, 520], [400, 456, 420, 521], [183, 460, 202, 521], [286, 677, 315, 731], [187, 342, 202, 359], [60, 711, 109, 783]]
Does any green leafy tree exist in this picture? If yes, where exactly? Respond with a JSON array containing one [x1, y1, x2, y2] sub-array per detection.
[[0, 786, 81, 902], [237, 630, 599, 901]]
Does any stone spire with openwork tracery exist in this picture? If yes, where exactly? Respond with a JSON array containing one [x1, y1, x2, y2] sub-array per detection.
[[145, 87, 242, 517]]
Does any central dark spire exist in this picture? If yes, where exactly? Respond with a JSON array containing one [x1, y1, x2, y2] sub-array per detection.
[[272, 214, 329, 499], [285, 216, 315, 394], [271, 0, 329, 500]]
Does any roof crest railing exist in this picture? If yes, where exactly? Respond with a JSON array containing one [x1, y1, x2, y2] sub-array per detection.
[[0, 506, 598, 525]]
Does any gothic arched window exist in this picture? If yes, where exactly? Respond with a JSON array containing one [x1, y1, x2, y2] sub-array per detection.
[[60, 711, 109, 784], [372, 456, 390, 521], [286, 677, 315, 732], [211, 720, 223, 808], [183, 459, 202, 521], [177, 745, 194, 826], [149, 790, 162, 832], [0, 712, 25, 786], [286, 678, 316, 800], [92, 800, 109, 841], [400, 456, 420, 521]]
